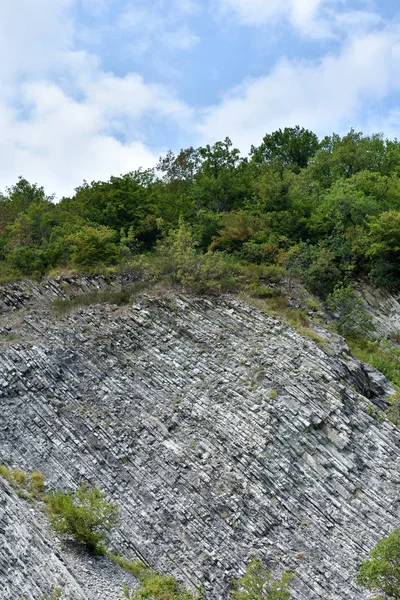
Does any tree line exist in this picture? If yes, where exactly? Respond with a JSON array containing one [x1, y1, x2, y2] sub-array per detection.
[[2, 126, 400, 299]]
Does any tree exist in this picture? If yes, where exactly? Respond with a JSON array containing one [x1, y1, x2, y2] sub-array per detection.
[[156, 217, 232, 293], [251, 126, 320, 172], [231, 558, 291, 600], [48, 483, 119, 553], [356, 528, 400, 599], [326, 283, 375, 336]]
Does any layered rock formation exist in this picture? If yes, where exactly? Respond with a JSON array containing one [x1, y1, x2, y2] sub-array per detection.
[[1, 277, 400, 599]]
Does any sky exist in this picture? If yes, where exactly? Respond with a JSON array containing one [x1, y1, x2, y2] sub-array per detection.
[[1, 0, 400, 198]]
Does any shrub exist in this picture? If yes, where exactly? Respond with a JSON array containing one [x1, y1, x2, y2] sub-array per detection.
[[30, 471, 45, 496], [129, 571, 196, 600], [231, 558, 291, 600], [109, 553, 196, 600], [326, 283, 374, 336], [155, 217, 234, 294], [0, 464, 11, 480], [48, 483, 119, 553], [13, 468, 27, 485], [387, 392, 400, 426], [356, 528, 400, 599]]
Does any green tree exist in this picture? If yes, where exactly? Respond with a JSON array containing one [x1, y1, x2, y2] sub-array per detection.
[[251, 126, 320, 171], [48, 483, 119, 553], [356, 528, 400, 599], [156, 217, 232, 293], [326, 283, 375, 336]]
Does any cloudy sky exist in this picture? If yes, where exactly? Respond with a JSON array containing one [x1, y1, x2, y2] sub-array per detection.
[[1, 0, 400, 197]]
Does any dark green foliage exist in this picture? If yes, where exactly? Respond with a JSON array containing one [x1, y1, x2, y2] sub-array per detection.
[[48, 484, 119, 553], [2, 126, 400, 301], [326, 284, 375, 336], [356, 528, 400, 599], [251, 126, 319, 171]]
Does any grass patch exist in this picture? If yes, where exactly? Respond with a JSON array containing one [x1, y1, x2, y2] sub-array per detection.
[[297, 326, 326, 346], [52, 282, 149, 315], [347, 335, 400, 388]]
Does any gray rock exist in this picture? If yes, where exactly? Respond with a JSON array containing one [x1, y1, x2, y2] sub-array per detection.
[[0, 282, 399, 599]]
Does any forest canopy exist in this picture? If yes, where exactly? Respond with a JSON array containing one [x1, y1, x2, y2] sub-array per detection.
[[1, 127, 400, 299]]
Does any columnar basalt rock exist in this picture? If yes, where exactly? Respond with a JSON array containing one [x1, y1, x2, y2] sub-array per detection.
[[1, 281, 400, 599]]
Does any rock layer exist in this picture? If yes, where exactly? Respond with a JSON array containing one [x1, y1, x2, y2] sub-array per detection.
[[1, 280, 400, 599]]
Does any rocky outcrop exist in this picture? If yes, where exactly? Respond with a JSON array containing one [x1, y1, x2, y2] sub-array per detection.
[[359, 283, 400, 339], [1, 280, 400, 599]]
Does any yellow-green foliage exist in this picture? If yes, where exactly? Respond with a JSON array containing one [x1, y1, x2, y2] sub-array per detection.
[[0, 464, 11, 480], [13, 468, 27, 485], [110, 552, 197, 600], [387, 392, 400, 426], [155, 217, 234, 294], [48, 484, 119, 553], [129, 571, 196, 600], [348, 336, 400, 388], [108, 553, 149, 579], [231, 558, 291, 600], [30, 470, 45, 495], [297, 327, 326, 347]]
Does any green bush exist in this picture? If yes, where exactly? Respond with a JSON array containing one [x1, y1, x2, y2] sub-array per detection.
[[231, 558, 291, 600], [387, 392, 400, 426], [327, 283, 375, 336], [13, 468, 27, 485], [348, 336, 400, 388], [48, 483, 119, 553], [0, 464, 11, 480], [356, 528, 400, 598], [155, 217, 234, 294], [109, 552, 196, 600]]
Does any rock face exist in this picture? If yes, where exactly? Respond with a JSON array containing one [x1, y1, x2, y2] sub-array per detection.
[[1, 278, 400, 599], [359, 283, 400, 339]]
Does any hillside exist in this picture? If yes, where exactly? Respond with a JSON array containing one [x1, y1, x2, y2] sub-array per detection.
[[1, 276, 400, 599]]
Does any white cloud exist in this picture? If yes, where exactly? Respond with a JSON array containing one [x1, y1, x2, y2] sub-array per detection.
[[0, 81, 160, 198], [217, 0, 375, 38], [0, 0, 74, 83], [0, 0, 194, 197], [198, 28, 400, 151], [118, 0, 200, 53], [218, 0, 324, 29]]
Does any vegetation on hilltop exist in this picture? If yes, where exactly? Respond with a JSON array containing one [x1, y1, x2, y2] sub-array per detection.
[[1, 127, 400, 304]]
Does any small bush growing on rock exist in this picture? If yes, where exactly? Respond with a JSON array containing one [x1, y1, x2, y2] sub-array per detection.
[[48, 483, 119, 553], [356, 527, 400, 599], [30, 470, 45, 496], [12, 468, 27, 485], [231, 558, 291, 600], [0, 464, 11, 480], [109, 553, 197, 600], [387, 392, 400, 426]]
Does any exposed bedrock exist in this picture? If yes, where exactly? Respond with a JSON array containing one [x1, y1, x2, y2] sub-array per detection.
[[1, 287, 400, 599]]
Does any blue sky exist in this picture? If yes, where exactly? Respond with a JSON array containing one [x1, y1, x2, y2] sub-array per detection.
[[1, 0, 400, 197]]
